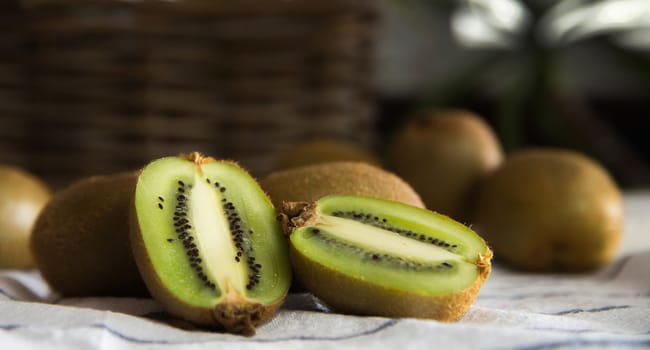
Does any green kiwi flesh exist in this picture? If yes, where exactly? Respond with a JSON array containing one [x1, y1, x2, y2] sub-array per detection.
[[282, 195, 492, 320], [130, 152, 291, 336]]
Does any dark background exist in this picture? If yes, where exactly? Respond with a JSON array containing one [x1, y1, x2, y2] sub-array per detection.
[[1, 0, 649, 189], [373, 0, 650, 188]]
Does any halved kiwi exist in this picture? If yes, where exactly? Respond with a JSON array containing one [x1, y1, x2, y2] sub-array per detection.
[[281, 195, 492, 321], [130, 152, 291, 336]]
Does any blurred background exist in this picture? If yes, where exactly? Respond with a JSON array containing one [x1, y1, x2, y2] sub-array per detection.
[[376, 0, 650, 188], [1, 0, 649, 190]]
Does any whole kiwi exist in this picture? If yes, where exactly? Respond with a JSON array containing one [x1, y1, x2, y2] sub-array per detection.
[[260, 161, 425, 209], [0, 165, 51, 269], [273, 139, 380, 171], [388, 109, 503, 222], [31, 172, 147, 296], [474, 148, 624, 272]]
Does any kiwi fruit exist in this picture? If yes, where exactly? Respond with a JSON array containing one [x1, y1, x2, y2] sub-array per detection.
[[0, 165, 51, 269], [273, 139, 381, 171], [474, 148, 624, 272], [388, 109, 503, 221], [31, 172, 147, 296], [261, 161, 425, 210], [130, 152, 291, 336], [281, 195, 492, 321]]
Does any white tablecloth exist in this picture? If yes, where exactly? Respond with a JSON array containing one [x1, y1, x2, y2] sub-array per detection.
[[2, 192, 649, 349]]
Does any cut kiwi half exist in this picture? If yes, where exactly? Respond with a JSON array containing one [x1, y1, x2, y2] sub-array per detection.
[[130, 152, 291, 336], [281, 195, 492, 321]]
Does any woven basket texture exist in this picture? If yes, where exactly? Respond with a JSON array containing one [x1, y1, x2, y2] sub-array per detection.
[[0, 0, 378, 189]]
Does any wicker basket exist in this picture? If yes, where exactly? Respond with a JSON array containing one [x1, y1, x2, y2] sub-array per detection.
[[0, 2, 31, 169], [1, 0, 378, 189]]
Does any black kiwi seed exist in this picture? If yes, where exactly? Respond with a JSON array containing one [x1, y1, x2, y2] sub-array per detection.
[[440, 262, 453, 269], [174, 178, 263, 293], [158, 203, 164, 210], [176, 218, 189, 226], [309, 229, 447, 272]]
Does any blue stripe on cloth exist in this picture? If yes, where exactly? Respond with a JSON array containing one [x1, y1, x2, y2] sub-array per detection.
[[0, 289, 16, 301], [479, 290, 650, 300], [514, 338, 650, 350], [0, 319, 400, 345], [551, 305, 632, 315]]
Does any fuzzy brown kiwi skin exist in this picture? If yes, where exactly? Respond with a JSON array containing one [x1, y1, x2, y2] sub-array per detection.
[[0, 165, 51, 269], [261, 161, 425, 210], [30, 172, 147, 297], [273, 139, 381, 171], [281, 201, 492, 321], [388, 109, 503, 222], [474, 148, 623, 272], [128, 152, 286, 336]]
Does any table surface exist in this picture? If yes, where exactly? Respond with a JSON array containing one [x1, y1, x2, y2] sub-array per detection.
[[2, 191, 649, 350]]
